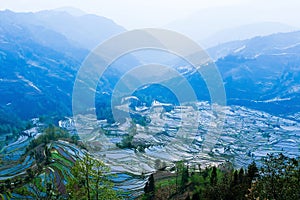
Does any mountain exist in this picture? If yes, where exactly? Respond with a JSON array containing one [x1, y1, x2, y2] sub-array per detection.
[[0, 10, 128, 125], [54, 7, 86, 16], [1, 9, 125, 50], [207, 31, 300, 115], [165, 3, 299, 48], [202, 22, 296, 48], [2, 9, 300, 125], [34, 10, 126, 50], [208, 31, 300, 60], [0, 19, 82, 121], [129, 31, 300, 117]]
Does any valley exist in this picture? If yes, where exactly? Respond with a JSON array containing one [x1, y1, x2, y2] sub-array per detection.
[[1, 100, 299, 198], [0, 5, 300, 200]]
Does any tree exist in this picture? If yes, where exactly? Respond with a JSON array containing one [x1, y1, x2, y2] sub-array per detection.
[[233, 170, 238, 186], [181, 164, 189, 191], [246, 161, 259, 186], [66, 153, 118, 200], [4, 179, 11, 190], [154, 159, 161, 170], [254, 154, 300, 200], [210, 166, 217, 186], [175, 161, 185, 193], [144, 174, 155, 200], [44, 146, 51, 165], [116, 135, 133, 149], [44, 175, 59, 200], [238, 168, 244, 184], [192, 192, 200, 200], [26, 125, 70, 152]]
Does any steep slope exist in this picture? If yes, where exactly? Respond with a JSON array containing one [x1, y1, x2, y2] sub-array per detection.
[[0, 21, 82, 120], [130, 31, 300, 116], [0, 10, 128, 123], [208, 31, 300, 115], [208, 30, 300, 60]]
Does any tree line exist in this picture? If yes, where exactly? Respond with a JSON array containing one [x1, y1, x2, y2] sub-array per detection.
[[144, 153, 300, 200]]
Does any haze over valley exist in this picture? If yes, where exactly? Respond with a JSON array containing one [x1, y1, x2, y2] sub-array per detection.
[[0, 1, 299, 199]]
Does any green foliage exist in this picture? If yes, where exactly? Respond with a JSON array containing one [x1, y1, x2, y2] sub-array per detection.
[[0, 120, 33, 144], [116, 135, 134, 149], [116, 121, 150, 151], [252, 153, 300, 200], [117, 122, 136, 149], [156, 154, 299, 200], [1, 127, 113, 199], [66, 153, 119, 200], [175, 161, 183, 193], [26, 125, 70, 152], [132, 114, 150, 126], [210, 166, 217, 186], [181, 165, 189, 191], [1, 165, 61, 199], [144, 174, 155, 200], [154, 159, 167, 170], [246, 161, 259, 184], [27, 175, 60, 199], [0, 108, 33, 135], [96, 103, 115, 124]]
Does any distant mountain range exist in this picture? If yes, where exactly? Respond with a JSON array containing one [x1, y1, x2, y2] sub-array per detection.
[[129, 31, 300, 117], [165, 4, 298, 48], [208, 31, 300, 115], [0, 9, 126, 125], [202, 22, 297, 48], [1, 9, 300, 126], [1, 9, 125, 50], [208, 31, 300, 59]]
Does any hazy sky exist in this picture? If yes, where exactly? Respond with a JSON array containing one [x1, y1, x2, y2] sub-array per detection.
[[0, 0, 300, 29]]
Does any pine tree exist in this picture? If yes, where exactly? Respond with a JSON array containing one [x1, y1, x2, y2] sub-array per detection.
[[255, 154, 300, 200], [148, 174, 155, 194], [246, 161, 258, 185], [181, 165, 189, 191], [210, 166, 217, 186], [238, 168, 244, 184], [144, 174, 155, 200], [233, 170, 238, 186]]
